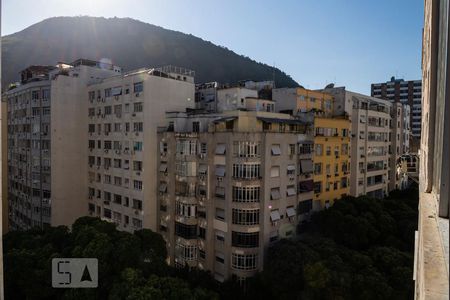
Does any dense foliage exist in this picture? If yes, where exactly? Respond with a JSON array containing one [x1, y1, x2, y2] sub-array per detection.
[[2, 16, 298, 90], [4, 217, 218, 300], [4, 186, 418, 299], [245, 186, 419, 300]]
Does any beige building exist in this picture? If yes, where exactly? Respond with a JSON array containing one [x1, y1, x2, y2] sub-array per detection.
[[4, 60, 120, 230], [414, 0, 449, 298], [157, 110, 314, 283], [86, 65, 195, 231]]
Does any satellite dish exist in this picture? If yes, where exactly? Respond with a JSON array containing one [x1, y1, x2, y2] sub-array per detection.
[[325, 83, 335, 89]]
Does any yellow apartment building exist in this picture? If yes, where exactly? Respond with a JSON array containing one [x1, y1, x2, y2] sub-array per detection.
[[313, 117, 351, 208]]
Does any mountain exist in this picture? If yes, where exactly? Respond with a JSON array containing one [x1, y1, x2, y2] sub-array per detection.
[[1, 16, 299, 89]]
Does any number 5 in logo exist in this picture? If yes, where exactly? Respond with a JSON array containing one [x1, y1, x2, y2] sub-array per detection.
[[57, 260, 71, 285]]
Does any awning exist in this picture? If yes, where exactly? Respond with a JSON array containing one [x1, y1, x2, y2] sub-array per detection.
[[300, 159, 313, 173], [270, 210, 281, 221], [286, 187, 296, 196], [215, 144, 226, 155], [287, 165, 296, 171], [159, 183, 167, 193], [216, 230, 225, 238], [198, 164, 208, 174], [159, 163, 167, 172], [299, 140, 314, 144], [271, 145, 281, 156], [213, 116, 237, 124], [215, 165, 226, 177], [270, 188, 281, 200], [215, 187, 225, 197], [111, 86, 122, 96], [286, 206, 296, 217]]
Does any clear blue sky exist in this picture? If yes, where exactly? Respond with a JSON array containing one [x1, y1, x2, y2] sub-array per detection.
[[2, 0, 424, 94]]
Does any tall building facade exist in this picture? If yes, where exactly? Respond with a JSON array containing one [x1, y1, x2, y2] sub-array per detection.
[[86, 65, 195, 231], [415, 0, 449, 298], [321, 87, 409, 198], [5, 61, 121, 230], [272, 87, 351, 208], [371, 77, 421, 151], [313, 117, 351, 208], [157, 110, 314, 283]]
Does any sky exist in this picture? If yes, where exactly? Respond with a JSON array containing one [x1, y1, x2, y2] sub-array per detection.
[[2, 0, 424, 94]]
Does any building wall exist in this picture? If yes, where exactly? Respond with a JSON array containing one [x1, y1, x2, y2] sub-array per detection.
[[313, 117, 351, 208], [86, 70, 195, 232], [157, 112, 314, 283], [1, 100, 8, 234]]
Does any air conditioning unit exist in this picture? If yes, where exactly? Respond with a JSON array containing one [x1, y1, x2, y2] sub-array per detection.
[[135, 93, 140, 97], [199, 175, 205, 181], [132, 113, 136, 117], [115, 96, 119, 100], [135, 132, 139, 136], [102, 98, 105, 102], [104, 149, 109, 153], [198, 153, 205, 159], [136, 172, 141, 176]]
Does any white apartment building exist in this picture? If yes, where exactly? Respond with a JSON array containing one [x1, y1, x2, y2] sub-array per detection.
[[157, 110, 315, 283], [86, 65, 195, 231]]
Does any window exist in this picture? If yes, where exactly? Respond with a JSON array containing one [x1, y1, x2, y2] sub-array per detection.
[[103, 208, 112, 219], [231, 253, 258, 271], [113, 159, 122, 168], [215, 165, 226, 177], [198, 227, 206, 239], [114, 176, 121, 186], [175, 222, 197, 239], [233, 141, 260, 157], [215, 208, 225, 221], [215, 252, 225, 264], [132, 218, 142, 229], [315, 144, 323, 156], [133, 199, 143, 210], [134, 82, 143, 93], [286, 185, 296, 196], [314, 163, 322, 175], [104, 106, 112, 115], [105, 88, 112, 97], [215, 144, 226, 155], [192, 121, 200, 133], [298, 143, 313, 155], [232, 186, 260, 203], [232, 163, 261, 179], [133, 122, 143, 132], [232, 232, 259, 248], [270, 188, 281, 200], [176, 243, 197, 261], [112, 86, 122, 96], [270, 210, 281, 222], [200, 143, 207, 154], [176, 140, 197, 155], [289, 144, 296, 155], [134, 141, 143, 152], [232, 209, 260, 225], [271, 144, 281, 156], [31, 90, 40, 100], [104, 140, 112, 150], [215, 186, 225, 198], [134, 102, 143, 112], [114, 194, 122, 204], [287, 164, 296, 175], [270, 166, 280, 177], [176, 161, 197, 177], [133, 161, 143, 171], [134, 180, 143, 190], [341, 144, 349, 155], [326, 146, 331, 156], [313, 182, 322, 193]]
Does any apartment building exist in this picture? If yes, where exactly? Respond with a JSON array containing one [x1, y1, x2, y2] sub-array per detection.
[[272, 88, 351, 208], [321, 87, 409, 198], [371, 77, 421, 151], [414, 0, 449, 298], [5, 60, 121, 230], [157, 110, 314, 283], [86, 65, 195, 231], [313, 117, 351, 208], [195, 80, 274, 113]]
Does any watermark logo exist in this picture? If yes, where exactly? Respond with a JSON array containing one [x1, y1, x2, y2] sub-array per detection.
[[52, 258, 98, 288]]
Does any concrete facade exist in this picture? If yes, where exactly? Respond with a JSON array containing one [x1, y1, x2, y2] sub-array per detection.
[[157, 111, 314, 283], [415, 0, 449, 298]]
